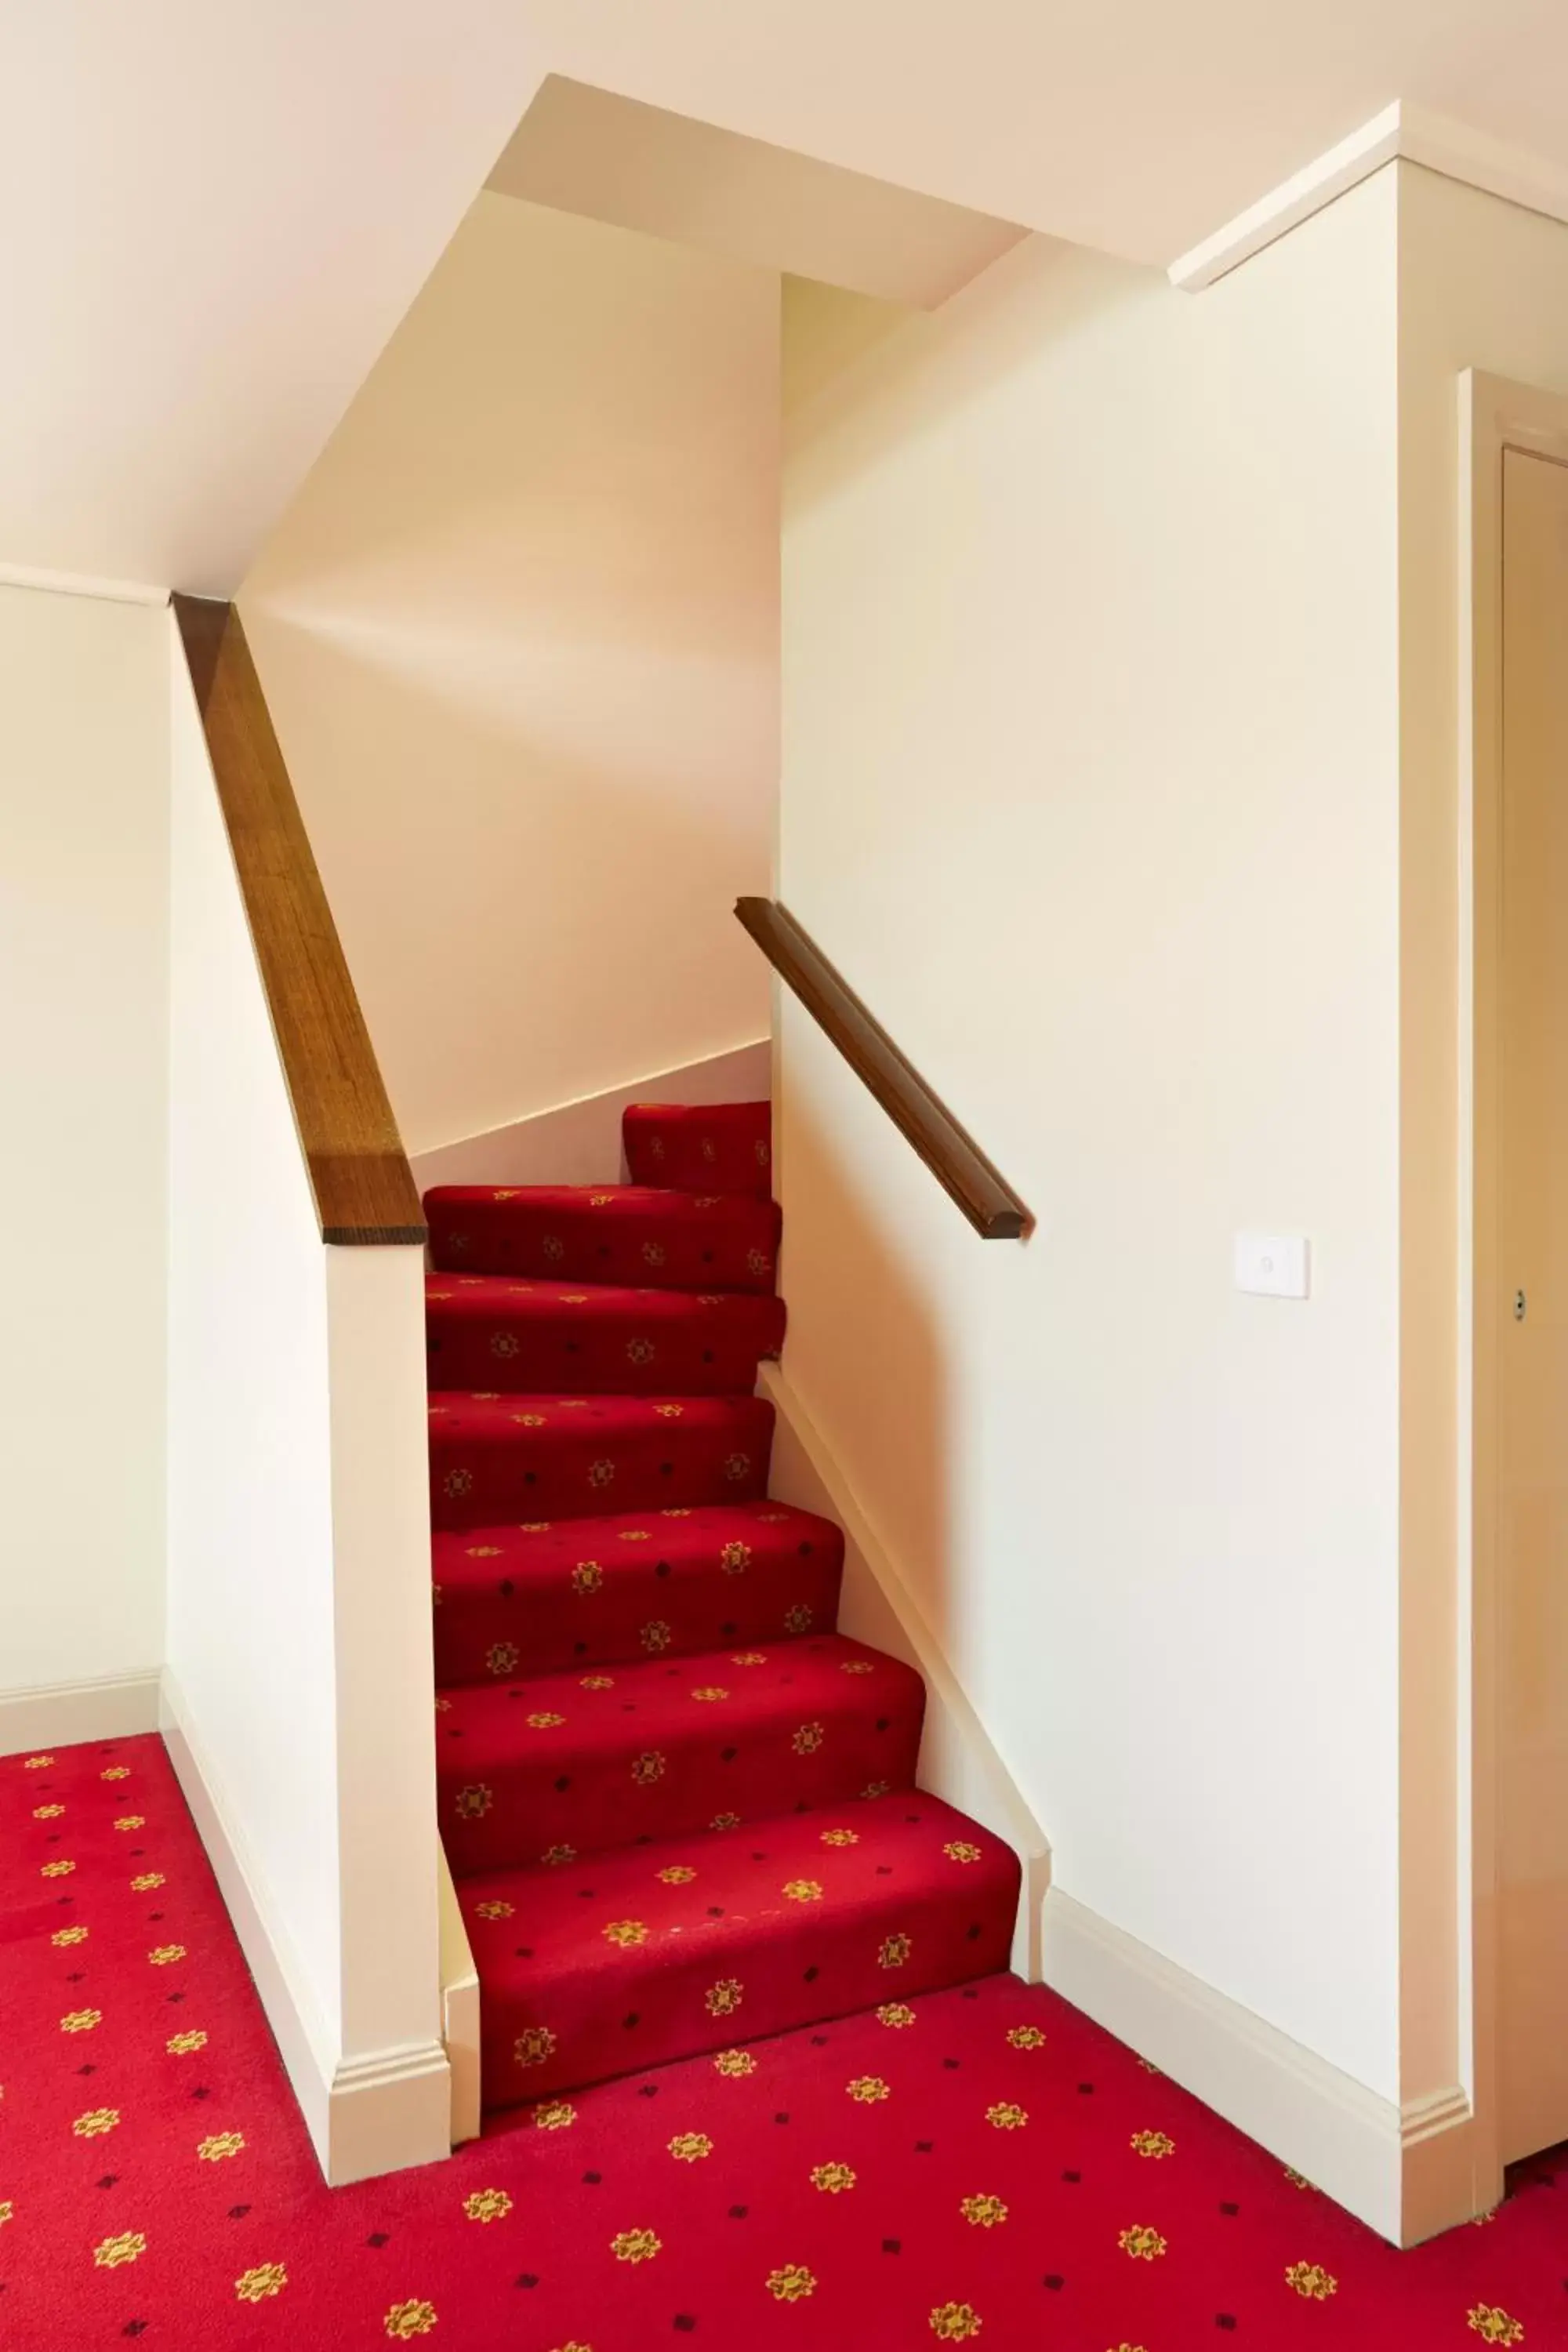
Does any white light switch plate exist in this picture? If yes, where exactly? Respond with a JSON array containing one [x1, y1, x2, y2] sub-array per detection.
[[1235, 1232, 1309, 1299]]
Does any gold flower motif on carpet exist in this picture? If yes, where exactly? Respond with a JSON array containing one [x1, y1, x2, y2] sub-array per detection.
[[821, 1828, 859, 1847], [706, 1978, 744, 2016], [1006, 2024, 1045, 2049], [456, 1784, 493, 1820], [793, 1722, 825, 1755], [603, 1919, 649, 1948], [443, 1468, 473, 1498], [52, 1926, 88, 1947], [724, 1453, 753, 1482], [691, 1687, 730, 1703], [41, 1859, 74, 1878], [731, 1652, 768, 1665], [488, 1642, 521, 1675], [669, 2132, 713, 2161], [526, 1711, 567, 1730], [625, 1338, 657, 1370], [714, 2049, 756, 2077], [929, 2303, 982, 2341], [879, 1932, 913, 1968], [986, 2103, 1028, 2131], [1283, 2262, 1337, 2301], [632, 1751, 666, 1785], [542, 1236, 565, 1260], [840, 1660, 876, 1675], [943, 1841, 984, 1864], [720, 1541, 752, 1573], [783, 1879, 824, 1904], [60, 2009, 102, 2033], [641, 1621, 673, 1653], [657, 1864, 696, 1885], [463, 2187, 513, 2222], [746, 1250, 771, 1277], [542, 1842, 578, 1865], [589, 1460, 616, 1488], [384, 2299, 439, 2339], [94, 2233, 147, 2268], [1283, 2165, 1316, 2189], [490, 1332, 520, 1358], [960, 2194, 1007, 2227], [198, 2132, 245, 2161], [643, 1243, 667, 1267], [235, 2263, 287, 2302], [167, 2030, 207, 2053], [100, 1765, 132, 1780], [431, 1583, 444, 1608], [73, 2109, 120, 2138], [662, 1507, 694, 1517], [611, 2227, 662, 2264], [1131, 2130, 1175, 2159], [847, 2076, 891, 2103], [619, 1527, 652, 1541], [534, 2102, 575, 2131], [0, 2205, 13, 2228], [1466, 2307, 1524, 2344], [654, 1403, 684, 1421], [710, 1810, 742, 1829], [514, 2025, 558, 2068], [474, 1900, 514, 1922], [521, 1521, 553, 1532], [23, 1753, 53, 1768], [765, 2264, 816, 2302], [32, 1803, 64, 1818], [1119, 2225, 1167, 2261], [811, 2162, 856, 2193], [513, 1412, 549, 1428], [861, 1780, 892, 1799], [877, 2002, 916, 2028], [580, 1675, 615, 1691], [131, 1872, 165, 1891], [782, 1603, 814, 1632]]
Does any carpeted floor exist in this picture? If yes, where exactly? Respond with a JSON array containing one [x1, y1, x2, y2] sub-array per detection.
[[5, 1730, 1567, 2349]]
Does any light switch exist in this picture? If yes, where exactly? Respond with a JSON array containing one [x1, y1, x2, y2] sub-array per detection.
[[1235, 1232, 1309, 1299]]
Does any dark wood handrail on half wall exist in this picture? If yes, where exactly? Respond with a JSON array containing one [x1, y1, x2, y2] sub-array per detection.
[[735, 897, 1033, 1240], [173, 596, 426, 1248]]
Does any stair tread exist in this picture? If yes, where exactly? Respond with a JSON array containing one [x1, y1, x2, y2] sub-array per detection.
[[426, 1182, 781, 1292], [429, 1389, 774, 1530], [424, 1270, 785, 1396], [457, 1788, 1019, 2106], [436, 1632, 925, 1875], [432, 1499, 844, 1682]]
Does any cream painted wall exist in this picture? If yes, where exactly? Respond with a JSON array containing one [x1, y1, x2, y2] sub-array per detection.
[[241, 191, 778, 1160], [779, 175, 1404, 2099], [1393, 162, 1568, 2116], [0, 585, 168, 1724]]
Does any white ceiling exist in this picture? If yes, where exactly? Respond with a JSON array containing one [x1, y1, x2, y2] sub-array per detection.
[[8, 0, 1568, 591]]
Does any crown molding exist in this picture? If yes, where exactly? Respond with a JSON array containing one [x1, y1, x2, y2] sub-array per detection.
[[1170, 100, 1568, 292]]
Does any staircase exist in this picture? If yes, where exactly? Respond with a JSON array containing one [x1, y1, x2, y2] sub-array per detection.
[[425, 1099, 1020, 2114]]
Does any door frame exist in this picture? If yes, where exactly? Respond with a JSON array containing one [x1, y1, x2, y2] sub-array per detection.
[[1461, 368, 1568, 2198]]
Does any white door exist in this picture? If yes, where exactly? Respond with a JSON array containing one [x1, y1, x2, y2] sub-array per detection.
[[1498, 443, 1568, 2164]]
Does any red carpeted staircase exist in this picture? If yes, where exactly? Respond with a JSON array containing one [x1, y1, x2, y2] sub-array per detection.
[[425, 1099, 1020, 2114]]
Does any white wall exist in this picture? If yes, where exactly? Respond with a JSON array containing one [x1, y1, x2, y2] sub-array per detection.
[[0, 584, 168, 1737], [165, 622, 445, 2180], [1393, 162, 1568, 2116], [241, 191, 778, 1161], [779, 175, 1403, 2099]]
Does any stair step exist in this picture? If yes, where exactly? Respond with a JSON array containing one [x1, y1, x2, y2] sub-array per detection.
[[429, 1391, 774, 1531], [622, 1099, 772, 1197], [425, 1183, 781, 1292], [456, 1791, 1020, 2110], [433, 1501, 844, 1682], [436, 1633, 924, 1875], [424, 1272, 785, 1396]]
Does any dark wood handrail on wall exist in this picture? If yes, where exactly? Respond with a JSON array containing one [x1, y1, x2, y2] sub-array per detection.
[[173, 596, 426, 1248], [735, 898, 1033, 1240]]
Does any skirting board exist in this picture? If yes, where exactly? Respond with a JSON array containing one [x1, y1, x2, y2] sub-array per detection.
[[1042, 1887, 1481, 2245], [759, 1363, 1051, 1981], [159, 1669, 451, 2187], [439, 1849, 481, 2145], [410, 1040, 771, 1193], [0, 1669, 162, 1757]]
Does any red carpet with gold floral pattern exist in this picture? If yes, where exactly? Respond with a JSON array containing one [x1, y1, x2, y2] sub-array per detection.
[[424, 1101, 1021, 2112], [5, 1732, 1568, 2349]]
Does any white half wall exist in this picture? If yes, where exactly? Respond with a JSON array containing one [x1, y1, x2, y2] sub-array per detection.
[[165, 618, 445, 2183], [778, 173, 1403, 2116], [241, 192, 779, 1162], [0, 584, 169, 1752]]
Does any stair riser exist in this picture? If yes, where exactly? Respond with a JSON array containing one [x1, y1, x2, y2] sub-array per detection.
[[425, 1300, 784, 1397], [478, 1861, 1019, 2110], [434, 1555, 844, 1682], [622, 1102, 773, 1197], [440, 1704, 925, 1877], [430, 1408, 774, 1531], [426, 1195, 781, 1294]]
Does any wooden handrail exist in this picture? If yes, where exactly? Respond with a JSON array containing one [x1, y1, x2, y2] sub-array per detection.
[[735, 897, 1032, 1240], [173, 596, 427, 1247]]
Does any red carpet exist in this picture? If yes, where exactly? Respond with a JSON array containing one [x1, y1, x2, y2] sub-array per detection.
[[5, 1734, 1568, 2349], [424, 1100, 1019, 2115]]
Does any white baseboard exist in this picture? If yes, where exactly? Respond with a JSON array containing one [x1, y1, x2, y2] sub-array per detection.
[[1042, 1886, 1478, 2245], [438, 1848, 481, 2145], [760, 1362, 1051, 1980], [0, 1669, 162, 1756], [160, 1668, 450, 2186], [410, 1039, 771, 1192]]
